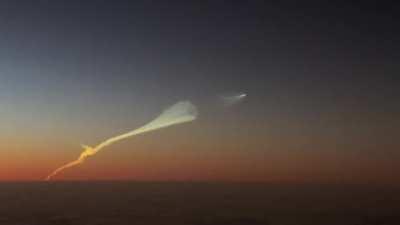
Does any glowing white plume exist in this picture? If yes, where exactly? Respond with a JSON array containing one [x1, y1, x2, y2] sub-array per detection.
[[219, 93, 247, 106], [45, 101, 198, 180]]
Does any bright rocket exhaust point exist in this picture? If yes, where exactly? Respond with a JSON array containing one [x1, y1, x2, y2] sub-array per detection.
[[45, 101, 198, 181], [220, 93, 247, 106]]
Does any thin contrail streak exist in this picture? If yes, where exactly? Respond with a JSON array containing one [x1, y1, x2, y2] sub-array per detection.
[[45, 101, 198, 181]]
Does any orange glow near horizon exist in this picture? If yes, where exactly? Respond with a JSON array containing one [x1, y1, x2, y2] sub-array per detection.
[[1, 101, 399, 186], [1, 138, 399, 186]]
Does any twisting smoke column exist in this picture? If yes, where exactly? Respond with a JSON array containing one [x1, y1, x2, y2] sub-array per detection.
[[45, 101, 198, 181]]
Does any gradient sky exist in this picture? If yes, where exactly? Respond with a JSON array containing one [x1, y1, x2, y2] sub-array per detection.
[[0, 1, 399, 184]]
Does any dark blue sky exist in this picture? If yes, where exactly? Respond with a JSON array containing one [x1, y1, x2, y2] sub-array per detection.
[[0, 1, 399, 182]]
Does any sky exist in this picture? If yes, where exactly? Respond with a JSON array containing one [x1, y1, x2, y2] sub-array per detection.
[[0, 1, 399, 184]]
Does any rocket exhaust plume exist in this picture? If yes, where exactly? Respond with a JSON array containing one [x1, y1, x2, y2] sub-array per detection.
[[219, 93, 247, 106], [45, 101, 198, 181]]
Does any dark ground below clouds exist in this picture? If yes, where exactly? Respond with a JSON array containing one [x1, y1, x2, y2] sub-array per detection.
[[0, 182, 399, 225]]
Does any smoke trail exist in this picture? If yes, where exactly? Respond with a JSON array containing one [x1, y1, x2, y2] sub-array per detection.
[[45, 101, 198, 181], [219, 93, 247, 106]]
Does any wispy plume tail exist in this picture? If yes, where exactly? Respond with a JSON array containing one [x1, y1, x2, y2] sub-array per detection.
[[45, 101, 198, 181]]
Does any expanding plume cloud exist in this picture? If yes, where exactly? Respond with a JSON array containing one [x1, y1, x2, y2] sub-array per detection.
[[219, 93, 247, 106], [45, 101, 198, 180]]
